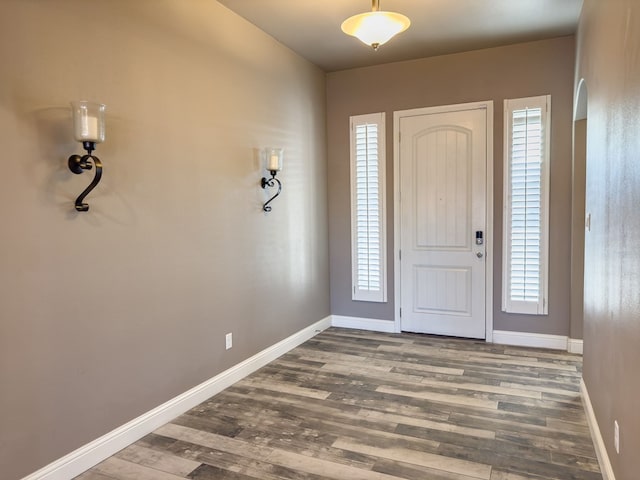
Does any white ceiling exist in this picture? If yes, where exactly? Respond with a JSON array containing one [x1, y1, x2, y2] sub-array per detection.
[[217, 0, 583, 72]]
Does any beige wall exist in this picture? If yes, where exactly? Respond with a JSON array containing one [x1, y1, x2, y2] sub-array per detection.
[[0, 1, 329, 478], [327, 37, 576, 336], [576, 1, 640, 477]]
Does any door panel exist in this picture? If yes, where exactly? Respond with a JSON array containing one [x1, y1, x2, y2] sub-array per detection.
[[413, 266, 471, 315], [415, 128, 471, 250], [399, 106, 487, 338]]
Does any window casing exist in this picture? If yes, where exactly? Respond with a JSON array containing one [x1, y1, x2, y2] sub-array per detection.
[[350, 113, 387, 302], [502, 95, 551, 315]]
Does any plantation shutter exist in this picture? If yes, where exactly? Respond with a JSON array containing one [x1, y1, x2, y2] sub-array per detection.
[[503, 96, 550, 315], [350, 113, 387, 302], [510, 107, 542, 301]]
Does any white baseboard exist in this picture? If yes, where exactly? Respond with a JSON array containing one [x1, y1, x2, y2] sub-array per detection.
[[21, 316, 332, 480], [567, 338, 584, 354], [581, 378, 616, 480], [492, 330, 568, 350], [329, 322, 580, 354], [331, 315, 397, 333]]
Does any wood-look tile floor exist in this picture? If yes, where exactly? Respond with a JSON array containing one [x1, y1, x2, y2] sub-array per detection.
[[77, 328, 602, 480]]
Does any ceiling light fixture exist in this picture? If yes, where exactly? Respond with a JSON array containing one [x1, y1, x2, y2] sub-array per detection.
[[341, 0, 410, 51]]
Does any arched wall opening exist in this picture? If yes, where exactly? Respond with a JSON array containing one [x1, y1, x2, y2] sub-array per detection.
[[571, 78, 588, 343]]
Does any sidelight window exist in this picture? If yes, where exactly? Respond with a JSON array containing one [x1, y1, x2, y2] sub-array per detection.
[[350, 112, 387, 302], [502, 95, 551, 315]]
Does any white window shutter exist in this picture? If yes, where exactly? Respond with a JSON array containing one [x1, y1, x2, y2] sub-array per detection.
[[502, 96, 550, 315], [350, 113, 387, 302]]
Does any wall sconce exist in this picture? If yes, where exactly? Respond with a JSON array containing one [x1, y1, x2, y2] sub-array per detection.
[[68, 101, 106, 212], [261, 148, 283, 212]]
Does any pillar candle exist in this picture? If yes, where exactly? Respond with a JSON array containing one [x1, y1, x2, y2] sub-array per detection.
[[268, 150, 282, 171], [75, 115, 100, 142]]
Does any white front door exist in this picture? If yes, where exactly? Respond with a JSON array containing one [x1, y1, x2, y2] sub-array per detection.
[[397, 103, 490, 338]]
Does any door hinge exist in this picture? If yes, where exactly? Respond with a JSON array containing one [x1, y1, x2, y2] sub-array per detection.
[[399, 249, 401, 260], [399, 307, 402, 318]]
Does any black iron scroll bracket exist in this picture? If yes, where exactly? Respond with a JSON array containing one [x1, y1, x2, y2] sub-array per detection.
[[68, 141, 103, 212], [260, 170, 282, 212]]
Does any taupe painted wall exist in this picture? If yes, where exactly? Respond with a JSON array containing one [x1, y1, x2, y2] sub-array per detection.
[[0, 1, 329, 478], [327, 37, 576, 336], [576, 1, 640, 477]]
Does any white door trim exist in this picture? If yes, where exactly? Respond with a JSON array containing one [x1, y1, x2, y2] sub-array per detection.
[[393, 101, 494, 340]]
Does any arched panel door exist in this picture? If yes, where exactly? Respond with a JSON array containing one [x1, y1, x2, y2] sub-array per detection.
[[398, 105, 488, 338]]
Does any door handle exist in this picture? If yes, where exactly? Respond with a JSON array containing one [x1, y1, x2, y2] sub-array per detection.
[[476, 252, 484, 258]]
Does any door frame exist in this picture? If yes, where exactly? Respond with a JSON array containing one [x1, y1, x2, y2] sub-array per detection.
[[393, 101, 494, 341]]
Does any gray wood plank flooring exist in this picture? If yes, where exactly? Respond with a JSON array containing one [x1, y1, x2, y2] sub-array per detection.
[[76, 328, 601, 480]]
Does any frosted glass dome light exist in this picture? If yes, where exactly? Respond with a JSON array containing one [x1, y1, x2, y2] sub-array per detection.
[[341, 0, 410, 50]]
